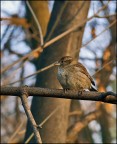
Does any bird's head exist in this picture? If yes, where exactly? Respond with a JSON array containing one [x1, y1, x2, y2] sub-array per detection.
[[55, 56, 73, 66]]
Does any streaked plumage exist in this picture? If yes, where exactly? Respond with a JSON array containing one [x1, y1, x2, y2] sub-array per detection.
[[55, 56, 97, 91]]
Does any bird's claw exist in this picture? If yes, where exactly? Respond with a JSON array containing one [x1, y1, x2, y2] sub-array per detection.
[[78, 90, 84, 95], [64, 89, 69, 93]]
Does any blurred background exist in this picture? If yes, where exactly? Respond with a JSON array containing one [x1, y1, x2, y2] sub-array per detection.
[[1, 1, 116, 143]]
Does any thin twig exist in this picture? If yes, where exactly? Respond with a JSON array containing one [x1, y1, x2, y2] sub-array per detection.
[[4, 47, 116, 87], [25, 106, 60, 144], [20, 86, 42, 143], [2, 60, 27, 86], [45, 1, 68, 42], [3, 62, 57, 86], [93, 58, 116, 76], [73, 19, 117, 55], [95, 13, 116, 18], [26, 1, 44, 46], [1, 2, 110, 74], [67, 111, 101, 143], [4, 20, 116, 86], [18, 129, 26, 135], [0, 17, 30, 28], [8, 121, 24, 143], [69, 111, 82, 116]]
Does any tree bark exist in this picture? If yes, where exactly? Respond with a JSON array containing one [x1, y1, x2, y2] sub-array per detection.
[[24, 1, 90, 143]]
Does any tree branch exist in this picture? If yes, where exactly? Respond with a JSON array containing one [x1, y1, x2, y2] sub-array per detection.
[[1, 86, 116, 104], [67, 111, 101, 143], [25, 106, 60, 144], [20, 86, 42, 143], [26, 1, 44, 46], [1, 1, 112, 74]]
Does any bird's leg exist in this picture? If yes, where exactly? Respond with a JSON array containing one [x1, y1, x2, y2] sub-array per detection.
[[64, 88, 69, 93], [78, 89, 85, 95]]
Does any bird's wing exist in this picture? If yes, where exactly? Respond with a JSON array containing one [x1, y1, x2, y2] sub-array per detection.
[[73, 62, 95, 86]]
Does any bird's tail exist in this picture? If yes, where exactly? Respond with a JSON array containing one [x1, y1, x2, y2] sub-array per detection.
[[90, 86, 98, 92]]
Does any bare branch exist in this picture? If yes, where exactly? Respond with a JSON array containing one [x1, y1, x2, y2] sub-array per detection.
[[0, 17, 30, 28], [3, 62, 57, 86], [93, 58, 116, 76], [67, 111, 101, 143], [1, 86, 116, 104], [8, 122, 24, 143], [73, 19, 117, 55], [45, 1, 68, 42], [26, 1, 44, 46], [3, 50, 116, 87], [69, 111, 82, 116], [95, 13, 116, 18], [1, 2, 112, 74], [20, 86, 42, 143], [25, 106, 60, 144]]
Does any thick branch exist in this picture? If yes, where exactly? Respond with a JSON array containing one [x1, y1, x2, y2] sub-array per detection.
[[1, 86, 116, 104]]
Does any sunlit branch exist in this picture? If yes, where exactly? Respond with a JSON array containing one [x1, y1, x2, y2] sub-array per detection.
[[3, 20, 116, 86], [26, 1, 44, 46], [3, 62, 57, 86], [73, 19, 117, 55], [67, 111, 101, 143], [1, 2, 111, 74], [93, 58, 116, 76], [95, 13, 116, 18]]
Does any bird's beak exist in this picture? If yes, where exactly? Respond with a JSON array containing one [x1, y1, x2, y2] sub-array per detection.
[[54, 61, 60, 66]]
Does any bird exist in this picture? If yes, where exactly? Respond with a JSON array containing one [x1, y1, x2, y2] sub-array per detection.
[[55, 56, 97, 92]]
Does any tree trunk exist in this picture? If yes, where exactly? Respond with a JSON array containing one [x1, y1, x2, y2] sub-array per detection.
[[24, 1, 90, 143]]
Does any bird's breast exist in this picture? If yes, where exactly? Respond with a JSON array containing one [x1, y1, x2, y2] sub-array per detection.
[[58, 67, 65, 75], [57, 67, 67, 88], [57, 67, 66, 80]]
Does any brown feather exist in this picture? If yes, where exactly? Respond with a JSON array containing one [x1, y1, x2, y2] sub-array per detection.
[[73, 62, 95, 86]]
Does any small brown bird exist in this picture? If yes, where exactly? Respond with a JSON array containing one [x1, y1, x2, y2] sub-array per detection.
[[55, 56, 97, 92]]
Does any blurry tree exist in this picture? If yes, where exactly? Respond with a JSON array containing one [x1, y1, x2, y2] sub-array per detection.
[[1, 0, 116, 143], [94, 3, 116, 143]]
